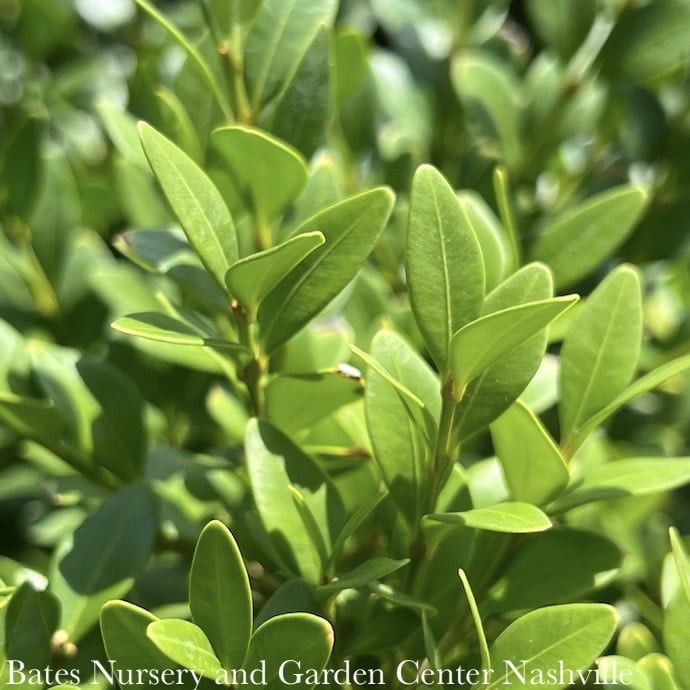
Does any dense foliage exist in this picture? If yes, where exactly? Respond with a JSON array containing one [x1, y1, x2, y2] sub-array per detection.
[[1, 0, 690, 688]]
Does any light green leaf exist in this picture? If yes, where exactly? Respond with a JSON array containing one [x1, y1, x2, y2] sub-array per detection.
[[359, 330, 440, 526], [242, 613, 333, 690], [138, 122, 238, 290], [638, 653, 682, 690], [491, 400, 568, 506], [368, 581, 437, 615], [550, 458, 690, 513], [451, 52, 522, 167], [487, 604, 618, 689], [97, 102, 149, 170], [190, 521, 252, 670], [211, 126, 308, 223], [484, 529, 621, 615], [244, 0, 337, 113], [530, 186, 648, 290], [664, 592, 690, 690], [226, 232, 324, 314], [319, 558, 409, 594], [245, 419, 344, 583], [155, 86, 203, 164], [50, 482, 158, 642], [427, 502, 551, 534], [559, 265, 642, 448], [450, 296, 578, 395], [147, 619, 223, 681], [258, 187, 394, 353], [0, 392, 65, 442], [112, 312, 245, 353], [201, 0, 261, 41], [453, 262, 554, 441], [564, 354, 690, 458], [670, 528, 690, 606], [406, 164, 485, 370]]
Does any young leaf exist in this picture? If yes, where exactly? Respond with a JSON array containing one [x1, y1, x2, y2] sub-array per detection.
[[487, 604, 618, 689], [426, 502, 552, 534], [226, 232, 324, 314], [453, 262, 554, 441], [491, 400, 568, 505], [449, 296, 578, 395], [483, 529, 621, 615], [319, 558, 409, 594], [530, 186, 648, 289], [50, 482, 158, 642], [258, 187, 394, 353], [458, 570, 491, 674], [550, 458, 690, 513], [559, 265, 642, 448], [210, 126, 308, 222], [289, 485, 330, 574], [406, 164, 485, 371], [242, 613, 333, 690], [147, 619, 223, 680], [189, 521, 252, 670], [138, 122, 238, 290]]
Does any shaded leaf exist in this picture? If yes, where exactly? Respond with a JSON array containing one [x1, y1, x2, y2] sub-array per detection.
[[319, 558, 409, 594]]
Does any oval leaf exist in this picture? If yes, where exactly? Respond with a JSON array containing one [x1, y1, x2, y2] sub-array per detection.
[[427, 502, 552, 533], [190, 521, 252, 670], [319, 558, 409, 594], [406, 164, 485, 371], [138, 122, 238, 290]]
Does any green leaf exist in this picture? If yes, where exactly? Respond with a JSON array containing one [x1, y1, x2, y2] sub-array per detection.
[[319, 558, 409, 594], [189, 521, 252, 670], [670, 528, 690, 606], [264, 366, 362, 435], [453, 262, 554, 441], [244, 0, 337, 113], [0, 392, 65, 442], [260, 25, 332, 157], [258, 187, 394, 353], [0, 583, 59, 685], [638, 654, 682, 690], [201, 0, 261, 41], [147, 619, 223, 681], [491, 400, 568, 506], [427, 502, 551, 534], [289, 485, 330, 574], [112, 228, 191, 274], [100, 601, 186, 682], [524, 0, 596, 60], [97, 102, 149, 170], [406, 164, 485, 370], [138, 122, 238, 290], [451, 52, 522, 167], [559, 265, 642, 448], [530, 186, 648, 290], [484, 529, 621, 615], [564, 354, 690, 458], [457, 190, 509, 292], [487, 604, 618, 689], [155, 86, 203, 164], [600, 2, 690, 85], [359, 329, 440, 526], [211, 126, 308, 223], [226, 232, 324, 314], [664, 592, 690, 690], [242, 613, 333, 690], [50, 482, 158, 642], [550, 458, 690, 513], [245, 419, 344, 582], [450, 296, 578, 394]]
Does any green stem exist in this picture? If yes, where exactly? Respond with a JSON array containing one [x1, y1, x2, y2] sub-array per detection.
[[492, 167, 521, 272], [234, 303, 266, 416]]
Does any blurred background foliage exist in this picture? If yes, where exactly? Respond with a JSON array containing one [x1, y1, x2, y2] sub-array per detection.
[[0, 0, 690, 676]]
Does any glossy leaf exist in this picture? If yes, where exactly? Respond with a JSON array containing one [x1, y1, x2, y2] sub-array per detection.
[[559, 265, 642, 447], [360, 329, 440, 526], [530, 186, 648, 289], [484, 529, 621, 615], [147, 619, 223, 681], [50, 482, 158, 642], [242, 613, 333, 690], [450, 296, 578, 394], [491, 400, 568, 505], [211, 126, 308, 222], [427, 502, 551, 534], [258, 187, 394, 353], [189, 521, 252, 670], [453, 262, 553, 441], [245, 419, 343, 582], [226, 232, 324, 314], [138, 122, 238, 290], [319, 558, 409, 594], [406, 164, 485, 370], [551, 458, 690, 513], [487, 604, 618, 689]]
